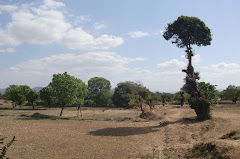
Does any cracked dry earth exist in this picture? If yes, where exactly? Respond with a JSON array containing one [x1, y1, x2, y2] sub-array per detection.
[[0, 103, 240, 159]]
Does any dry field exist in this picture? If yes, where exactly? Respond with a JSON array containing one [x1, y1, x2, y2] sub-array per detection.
[[0, 100, 240, 159]]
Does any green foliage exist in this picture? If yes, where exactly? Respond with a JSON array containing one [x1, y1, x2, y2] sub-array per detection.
[[163, 16, 212, 48], [87, 77, 112, 107], [51, 72, 77, 106], [190, 82, 217, 120], [39, 86, 56, 107], [75, 78, 87, 106], [4, 85, 31, 107], [220, 85, 240, 103], [50, 72, 79, 116], [26, 90, 38, 108], [112, 81, 150, 110]]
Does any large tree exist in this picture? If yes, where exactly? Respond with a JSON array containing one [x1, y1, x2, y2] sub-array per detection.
[[112, 81, 150, 111], [4, 85, 31, 107], [87, 77, 112, 107], [50, 72, 78, 116], [163, 16, 214, 120]]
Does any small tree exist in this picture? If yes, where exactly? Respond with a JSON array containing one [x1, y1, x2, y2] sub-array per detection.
[[163, 16, 213, 120], [191, 82, 217, 120], [221, 85, 240, 103], [26, 90, 39, 109], [159, 93, 174, 106], [174, 91, 186, 106]]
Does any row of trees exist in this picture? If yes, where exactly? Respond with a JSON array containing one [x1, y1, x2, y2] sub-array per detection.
[[3, 72, 194, 116]]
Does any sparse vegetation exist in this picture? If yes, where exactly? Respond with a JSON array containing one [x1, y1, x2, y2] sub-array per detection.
[[138, 147, 159, 159], [0, 136, 16, 159]]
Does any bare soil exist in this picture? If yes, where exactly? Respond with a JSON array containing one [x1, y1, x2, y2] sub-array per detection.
[[0, 101, 240, 159]]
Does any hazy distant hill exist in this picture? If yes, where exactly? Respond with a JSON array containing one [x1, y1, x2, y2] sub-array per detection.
[[32, 87, 43, 92], [0, 89, 6, 94]]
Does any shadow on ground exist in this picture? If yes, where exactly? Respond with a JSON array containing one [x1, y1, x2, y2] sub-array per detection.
[[88, 117, 202, 137], [0, 107, 47, 110], [88, 126, 160, 136]]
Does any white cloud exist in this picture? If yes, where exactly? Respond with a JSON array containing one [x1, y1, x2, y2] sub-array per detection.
[[129, 31, 149, 38], [0, 48, 15, 53], [181, 54, 201, 63], [41, 0, 65, 9], [0, 52, 186, 92], [210, 62, 240, 72], [0, 5, 18, 14], [4, 52, 143, 84], [61, 28, 124, 50], [0, 0, 123, 50], [193, 54, 201, 63], [6, 8, 71, 44], [94, 23, 105, 30], [157, 59, 186, 70]]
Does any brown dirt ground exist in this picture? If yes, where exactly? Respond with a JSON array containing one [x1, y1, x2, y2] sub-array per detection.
[[0, 101, 240, 159]]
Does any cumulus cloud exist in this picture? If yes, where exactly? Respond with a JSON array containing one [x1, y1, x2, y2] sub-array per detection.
[[129, 31, 149, 38], [1, 51, 189, 92], [0, 0, 123, 50], [4, 52, 144, 85], [157, 59, 186, 70], [61, 28, 124, 50]]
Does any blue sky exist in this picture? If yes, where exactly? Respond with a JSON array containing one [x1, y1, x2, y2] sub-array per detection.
[[0, 0, 240, 92]]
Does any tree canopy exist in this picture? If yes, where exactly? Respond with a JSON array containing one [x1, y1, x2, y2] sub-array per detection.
[[4, 85, 31, 107], [87, 77, 112, 107], [39, 86, 56, 107], [112, 81, 150, 110], [163, 16, 212, 48], [50, 72, 79, 116]]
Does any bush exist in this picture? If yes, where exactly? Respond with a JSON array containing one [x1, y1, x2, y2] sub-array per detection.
[[190, 82, 217, 120]]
